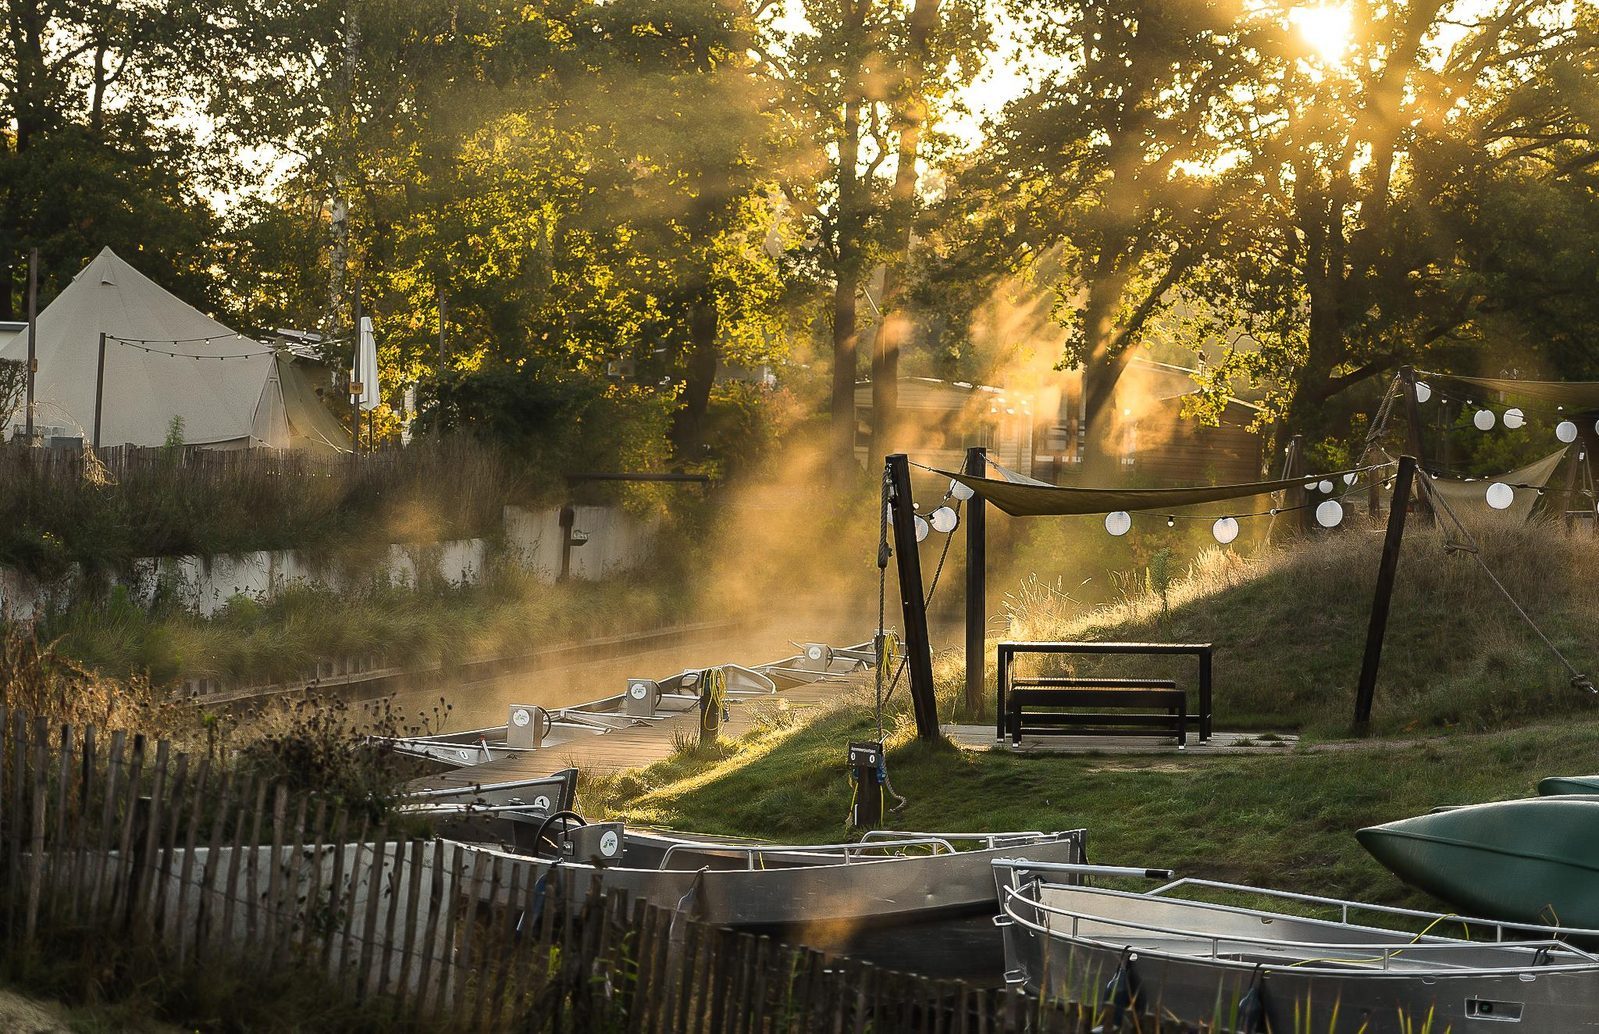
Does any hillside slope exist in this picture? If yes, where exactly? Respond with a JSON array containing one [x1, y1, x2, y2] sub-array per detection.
[[975, 521, 1599, 736]]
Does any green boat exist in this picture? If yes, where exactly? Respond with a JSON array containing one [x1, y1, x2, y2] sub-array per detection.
[[1358, 797, 1599, 931], [1540, 775, 1599, 796]]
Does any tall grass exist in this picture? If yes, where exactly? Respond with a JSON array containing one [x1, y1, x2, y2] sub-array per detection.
[[32, 564, 687, 687], [0, 436, 530, 578]]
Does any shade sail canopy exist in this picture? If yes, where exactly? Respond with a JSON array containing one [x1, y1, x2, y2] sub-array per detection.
[[1425, 448, 1569, 522], [941, 465, 1378, 518], [1420, 372, 1599, 410]]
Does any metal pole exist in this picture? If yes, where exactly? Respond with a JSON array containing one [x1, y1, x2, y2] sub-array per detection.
[[350, 285, 362, 456], [886, 453, 940, 741], [24, 248, 38, 441], [92, 332, 106, 449], [1354, 454, 1416, 734], [964, 446, 987, 720], [437, 284, 447, 372]]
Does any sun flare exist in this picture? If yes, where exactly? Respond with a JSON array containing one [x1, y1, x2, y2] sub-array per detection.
[[1290, 4, 1354, 65]]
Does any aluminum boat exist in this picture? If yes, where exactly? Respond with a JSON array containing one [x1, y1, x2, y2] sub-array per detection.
[[458, 822, 1086, 980], [994, 859, 1599, 1032], [383, 639, 876, 769]]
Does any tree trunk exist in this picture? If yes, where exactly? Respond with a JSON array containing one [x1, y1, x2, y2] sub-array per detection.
[[1078, 269, 1132, 482], [869, 0, 938, 461], [832, 97, 864, 473], [674, 283, 719, 451]]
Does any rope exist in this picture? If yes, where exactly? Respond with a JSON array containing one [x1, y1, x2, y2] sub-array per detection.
[[108, 335, 276, 360], [1418, 472, 1595, 693]]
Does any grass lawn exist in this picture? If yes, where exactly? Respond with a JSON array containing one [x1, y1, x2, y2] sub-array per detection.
[[595, 690, 1599, 910], [591, 521, 1599, 911]]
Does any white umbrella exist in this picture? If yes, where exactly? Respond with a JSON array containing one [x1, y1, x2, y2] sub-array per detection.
[[352, 316, 380, 412]]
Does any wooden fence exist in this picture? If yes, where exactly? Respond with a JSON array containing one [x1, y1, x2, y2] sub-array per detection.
[[0, 708, 1106, 1032]]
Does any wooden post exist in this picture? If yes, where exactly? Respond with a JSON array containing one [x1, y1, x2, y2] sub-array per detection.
[[93, 332, 107, 449], [885, 454, 940, 741], [24, 248, 37, 441], [1354, 454, 1417, 734], [1400, 366, 1432, 519], [963, 446, 987, 720]]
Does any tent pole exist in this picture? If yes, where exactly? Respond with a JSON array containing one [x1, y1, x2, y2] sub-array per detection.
[[886, 453, 940, 741], [963, 446, 987, 725], [92, 332, 106, 450], [1354, 454, 1416, 735], [24, 248, 37, 442]]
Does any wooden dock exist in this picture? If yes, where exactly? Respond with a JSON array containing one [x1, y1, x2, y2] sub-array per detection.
[[411, 677, 856, 789]]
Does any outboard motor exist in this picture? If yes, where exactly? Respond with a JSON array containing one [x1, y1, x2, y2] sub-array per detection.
[[561, 821, 625, 866], [507, 704, 550, 748], [799, 643, 834, 672], [624, 678, 661, 717]]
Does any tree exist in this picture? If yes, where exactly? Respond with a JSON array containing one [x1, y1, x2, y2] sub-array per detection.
[[0, 0, 225, 318], [932, 0, 1247, 478], [1190, 0, 1599, 453]]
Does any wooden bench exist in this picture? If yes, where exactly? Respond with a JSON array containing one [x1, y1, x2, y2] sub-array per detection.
[[1006, 678, 1188, 746], [997, 642, 1215, 745]]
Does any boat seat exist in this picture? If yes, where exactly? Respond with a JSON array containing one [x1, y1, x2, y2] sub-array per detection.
[[1007, 679, 1187, 747]]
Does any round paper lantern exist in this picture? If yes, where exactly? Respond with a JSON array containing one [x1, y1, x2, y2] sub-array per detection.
[[949, 479, 975, 502], [1317, 479, 1334, 494], [1485, 482, 1514, 510], [1473, 409, 1496, 431], [1105, 511, 1132, 537], [1557, 420, 1579, 443], [1316, 500, 1344, 528], [1343, 472, 1358, 485], [1212, 517, 1239, 545], [1305, 480, 1320, 492], [1414, 381, 1432, 403], [929, 506, 959, 534], [1503, 408, 1525, 430], [914, 516, 929, 542]]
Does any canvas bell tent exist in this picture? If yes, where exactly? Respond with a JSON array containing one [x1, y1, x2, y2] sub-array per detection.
[[0, 248, 347, 452]]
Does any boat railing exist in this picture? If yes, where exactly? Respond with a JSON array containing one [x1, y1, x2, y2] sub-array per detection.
[[995, 884, 1599, 972], [658, 835, 958, 871], [1145, 875, 1599, 946], [862, 830, 1062, 850]]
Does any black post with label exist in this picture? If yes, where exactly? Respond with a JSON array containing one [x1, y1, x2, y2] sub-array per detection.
[[886, 453, 941, 741], [848, 741, 885, 828]]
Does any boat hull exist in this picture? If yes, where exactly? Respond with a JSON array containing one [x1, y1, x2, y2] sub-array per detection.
[[1001, 883, 1599, 1032], [462, 831, 1084, 980], [1357, 797, 1599, 929]]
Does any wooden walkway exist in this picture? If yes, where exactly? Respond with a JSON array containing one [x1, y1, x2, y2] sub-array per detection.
[[412, 677, 854, 788], [946, 725, 1298, 755]]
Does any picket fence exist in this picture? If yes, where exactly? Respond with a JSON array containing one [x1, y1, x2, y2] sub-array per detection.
[[0, 708, 1110, 1032]]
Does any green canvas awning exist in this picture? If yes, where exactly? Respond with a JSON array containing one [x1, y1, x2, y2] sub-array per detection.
[[941, 465, 1380, 518], [1424, 447, 1569, 522], [1420, 372, 1599, 410]]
